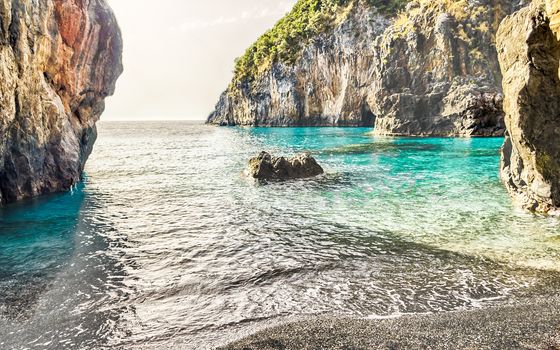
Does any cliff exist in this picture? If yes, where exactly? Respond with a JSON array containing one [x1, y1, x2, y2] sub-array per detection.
[[497, 0, 560, 214], [208, 0, 520, 135], [0, 0, 123, 205]]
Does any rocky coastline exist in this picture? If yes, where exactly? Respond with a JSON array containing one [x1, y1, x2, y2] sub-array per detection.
[[497, 0, 560, 214], [0, 0, 122, 206], [208, 0, 523, 137]]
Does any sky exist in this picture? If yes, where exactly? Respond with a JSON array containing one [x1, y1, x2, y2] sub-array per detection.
[[104, 0, 297, 121]]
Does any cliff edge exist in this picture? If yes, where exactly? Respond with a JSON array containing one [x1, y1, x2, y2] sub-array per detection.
[[0, 0, 123, 205]]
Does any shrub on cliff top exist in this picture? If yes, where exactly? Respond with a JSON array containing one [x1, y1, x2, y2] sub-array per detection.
[[232, 0, 408, 84]]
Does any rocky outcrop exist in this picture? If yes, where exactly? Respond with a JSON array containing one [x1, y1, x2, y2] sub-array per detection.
[[0, 0, 123, 205], [497, 0, 560, 214], [371, 0, 515, 136], [247, 151, 324, 181], [209, 0, 521, 136]]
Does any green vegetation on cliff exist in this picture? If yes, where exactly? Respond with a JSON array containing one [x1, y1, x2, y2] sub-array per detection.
[[233, 0, 407, 83]]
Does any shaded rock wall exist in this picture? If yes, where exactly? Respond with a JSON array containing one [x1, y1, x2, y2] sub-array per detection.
[[0, 0, 122, 205], [209, 0, 520, 136], [497, 0, 560, 213], [371, 0, 515, 136]]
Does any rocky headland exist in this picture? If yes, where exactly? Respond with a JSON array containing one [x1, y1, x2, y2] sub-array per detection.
[[208, 0, 522, 136], [497, 0, 560, 214], [0, 0, 122, 205]]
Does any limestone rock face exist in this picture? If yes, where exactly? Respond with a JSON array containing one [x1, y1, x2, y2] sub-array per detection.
[[371, 0, 515, 136], [497, 0, 560, 213], [247, 152, 324, 181], [209, 0, 521, 136], [210, 3, 386, 127], [0, 0, 123, 205]]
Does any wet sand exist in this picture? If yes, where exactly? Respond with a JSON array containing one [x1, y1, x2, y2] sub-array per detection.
[[221, 297, 560, 350]]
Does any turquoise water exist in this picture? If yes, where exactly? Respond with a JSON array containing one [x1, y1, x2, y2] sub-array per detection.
[[0, 122, 559, 349]]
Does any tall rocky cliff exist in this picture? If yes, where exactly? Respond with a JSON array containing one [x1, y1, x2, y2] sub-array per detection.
[[208, 0, 521, 136], [0, 0, 122, 205], [497, 0, 560, 214]]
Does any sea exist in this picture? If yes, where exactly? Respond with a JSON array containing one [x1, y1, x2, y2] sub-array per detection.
[[0, 121, 559, 349]]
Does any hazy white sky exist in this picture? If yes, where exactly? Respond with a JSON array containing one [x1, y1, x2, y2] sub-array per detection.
[[104, 0, 297, 121]]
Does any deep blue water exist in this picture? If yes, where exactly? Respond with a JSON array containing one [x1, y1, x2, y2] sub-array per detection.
[[0, 122, 559, 349]]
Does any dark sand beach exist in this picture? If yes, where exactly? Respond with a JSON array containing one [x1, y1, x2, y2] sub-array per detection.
[[222, 297, 560, 350]]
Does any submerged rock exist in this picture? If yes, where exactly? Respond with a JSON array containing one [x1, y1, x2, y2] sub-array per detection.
[[0, 0, 123, 205], [497, 0, 560, 214], [208, 0, 523, 136], [247, 152, 324, 181]]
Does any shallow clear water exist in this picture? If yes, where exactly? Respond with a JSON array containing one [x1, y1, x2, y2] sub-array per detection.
[[1, 122, 560, 349]]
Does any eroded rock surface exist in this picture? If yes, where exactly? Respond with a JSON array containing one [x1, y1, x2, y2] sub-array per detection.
[[0, 0, 123, 205], [209, 0, 522, 136], [247, 151, 324, 181], [371, 0, 514, 136], [497, 0, 560, 213]]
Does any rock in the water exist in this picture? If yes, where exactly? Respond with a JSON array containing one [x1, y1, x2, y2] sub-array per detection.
[[0, 0, 123, 205], [497, 0, 560, 213], [247, 152, 324, 181], [208, 0, 523, 136]]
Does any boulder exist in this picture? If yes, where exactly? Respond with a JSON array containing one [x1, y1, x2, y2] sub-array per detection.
[[247, 152, 324, 181]]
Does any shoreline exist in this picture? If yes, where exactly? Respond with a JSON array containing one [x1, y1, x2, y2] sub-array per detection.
[[220, 297, 560, 350]]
